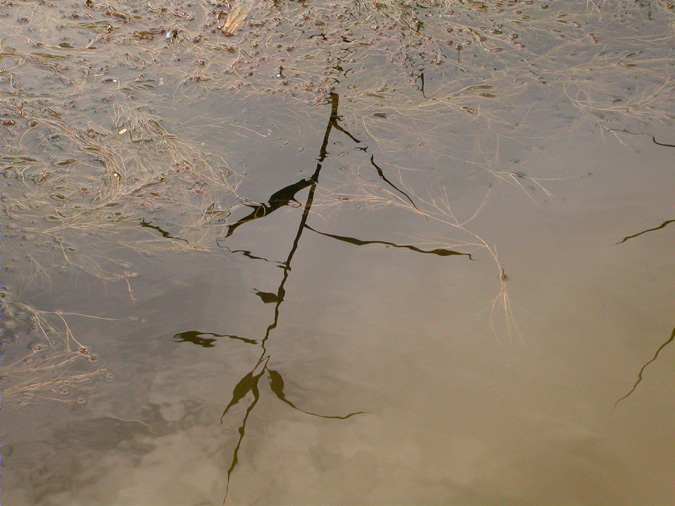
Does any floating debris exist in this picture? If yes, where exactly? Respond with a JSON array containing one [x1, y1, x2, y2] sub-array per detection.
[[221, 2, 252, 36]]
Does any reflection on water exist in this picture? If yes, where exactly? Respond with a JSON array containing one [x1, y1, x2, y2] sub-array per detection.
[[617, 218, 675, 245], [306, 224, 472, 259], [652, 136, 675, 148], [173, 331, 257, 348], [140, 219, 189, 244], [369, 155, 418, 209], [224, 177, 316, 239], [615, 328, 675, 408], [215, 93, 366, 498], [1, 0, 674, 504]]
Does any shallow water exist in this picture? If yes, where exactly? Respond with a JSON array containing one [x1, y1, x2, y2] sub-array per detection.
[[1, 1, 674, 505]]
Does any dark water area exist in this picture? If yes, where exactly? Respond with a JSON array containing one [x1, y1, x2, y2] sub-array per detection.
[[1, 0, 674, 505]]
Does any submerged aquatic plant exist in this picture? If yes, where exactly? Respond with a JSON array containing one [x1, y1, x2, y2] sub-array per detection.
[[0, 297, 111, 405]]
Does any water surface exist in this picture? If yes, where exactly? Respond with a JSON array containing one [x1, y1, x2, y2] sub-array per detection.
[[1, 1, 674, 505]]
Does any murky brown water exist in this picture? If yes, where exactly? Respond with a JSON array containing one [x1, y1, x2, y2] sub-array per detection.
[[1, 1, 674, 505]]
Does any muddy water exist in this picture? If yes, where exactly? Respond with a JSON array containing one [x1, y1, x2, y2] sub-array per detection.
[[1, 1, 674, 505]]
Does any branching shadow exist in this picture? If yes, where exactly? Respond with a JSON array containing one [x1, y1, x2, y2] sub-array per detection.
[[615, 327, 675, 407], [617, 219, 674, 245], [306, 224, 471, 259], [652, 136, 675, 148], [175, 92, 483, 501], [173, 330, 257, 347], [217, 93, 366, 502]]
